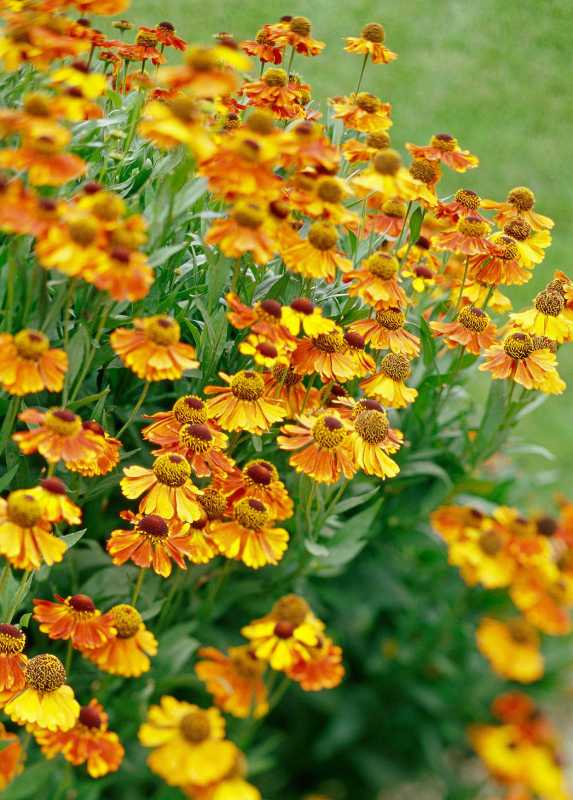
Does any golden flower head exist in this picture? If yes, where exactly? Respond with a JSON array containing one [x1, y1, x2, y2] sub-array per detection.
[[316, 177, 344, 203], [503, 218, 531, 241], [494, 235, 519, 261], [144, 316, 181, 346], [152, 454, 191, 486], [458, 305, 489, 332], [263, 67, 288, 87], [0, 624, 25, 654], [25, 654, 66, 692], [373, 148, 401, 175], [13, 329, 49, 360], [312, 414, 347, 448], [354, 408, 389, 443], [44, 409, 82, 437], [534, 290, 564, 317], [110, 604, 141, 638], [361, 22, 385, 43], [503, 332, 533, 360], [272, 594, 310, 625], [376, 307, 404, 329], [7, 490, 43, 527], [430, 132, 457, 150], [246, 109, 275, 135], [179, 423, 213, 453], [365, 251, 399, 278], [308, 221, 338, 251], [380, 353, 411, 381], [68, 216, 99, 246], [355, 92, 380, 113], [478, 530, 503, 556], [232, 201, 265, 230], [230, 370, 265, 400], [313, 331, 346, 353], [507, 186, 535, 211], [180, 709, 211, 743], [409, 158, 438, 184], [289, 16, 312, 36], [234, 497, 271, 529], [458, 216, 489, 237], [454, 188, 481, 209], [272, 364, 303, 386], [244, 459, 279, 485], [137, 515, 169, 540], [199, 487, 227, 519], [172, 395, 208, 424]]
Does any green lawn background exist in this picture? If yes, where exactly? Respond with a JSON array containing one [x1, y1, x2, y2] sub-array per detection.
[[126, 0, 572, 499]]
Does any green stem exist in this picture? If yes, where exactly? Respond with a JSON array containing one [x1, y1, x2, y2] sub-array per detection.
[[68, 300, 113, 403], [286, 46, 296, 77], [3, 251, 17, 333], [62, 279, 78, 351], [117, 381, 150, 438], [131, 567, 145, 606], [481, 284, 495, 311], [6, 570, 32, 624], [158, 570, 183, 629], [0, 562, 11, 602], [455, 256, 469, 311], [0, 395, 21, 455], [268, 673, 291, 711], [64, 639, 74, 676], [354, 52, 369, 94]]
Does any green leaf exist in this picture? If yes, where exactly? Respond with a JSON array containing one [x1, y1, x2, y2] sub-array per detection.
[[66, 325, 91, 387], [408, 206, 425, 243], [0, 462, 19, 492], [61, 528, 87, 549]]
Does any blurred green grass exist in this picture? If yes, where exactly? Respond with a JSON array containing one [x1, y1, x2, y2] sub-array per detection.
[[128, 0, 572, 495]]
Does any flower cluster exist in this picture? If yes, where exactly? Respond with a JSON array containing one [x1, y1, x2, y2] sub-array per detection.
[[0, 1, 570, 798]]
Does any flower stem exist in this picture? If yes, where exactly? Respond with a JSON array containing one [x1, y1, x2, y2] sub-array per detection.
[[131, 567, 145, 606], [354, 53, 369, 94], [64, 639, 74, 676], [6, 570, 32, 624], [117, 381, 150, 438], [455, 256, 469, 311], [0, 395, 21, 455]]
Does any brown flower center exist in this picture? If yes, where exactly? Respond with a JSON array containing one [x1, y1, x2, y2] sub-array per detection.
[[373, 148, 401, 176], [494, 235, 519, 261], [535, 290, 564, 317], [272, 364, 302, 386], [138, 515, 169, 539], [69, 594, 96, 613], [246, 109, 275, 135], [504, 219, 531, 241], [361, 22, 385, 43], [152, 454, 191, 486], [354, 409, 389, 444], [230, 370, 265, 400], [110, 604, 141, 638], [0, 624, 25, 655], [316, 177, 344, 204], [365, 251, 399, 279], [173, 395, 208, 424], [264, 67, 287, 87], [40, 477, 67, 495], [79, 705, 102, 729], [376, 307, 404, 330], [233, 201, 265, 229], [68, 215, 99, 246], [507, 186, 535, 211], [454, 188, 481, 209], [380, 353, 411, 381], [355, 92, 380, 113], [410, 158, 438, 184], [234, 497, 271, 529], [180, 710, 211, 743], [308, 221, 338, 251], [14, 329, 49, 360], [458, 216, 489, 238], [289, 16, 311, 36], [272, 594, 310, 626], [366, 131, 391, 150], [44, 408, 82, 437], [312, 414, 348, 449], [458, 305, 489, 332], [274, 620, 295, 639], [507, 619, 536, 645], [503, 333, 533, 360], [179, 423, 213, 453], [313, 331, 346, 353], [26, 654, 66, 692], [199, 487, 227, 519], [245, 461, 275, 485]]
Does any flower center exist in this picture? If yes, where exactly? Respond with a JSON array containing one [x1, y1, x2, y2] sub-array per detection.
[[458, 216, 489, 238], [199, 487, 227, 519], [245, 461, 276, 486], [535, 290, 564, 317], [233, 201, 265, 229], [531, 335, 555, 352], [536, 516, 558, 537], [136, 29, 158, 47], [504, 219, 531, 241], [430, 132, 457, 151], [355, 92, 380, 113], [138, 515, 169, 539], [316, 177, 343, 204], [186, 46, 218, 71], [373, 148, 401, 175], [231, 647, 264, 679], [264, 67, 287, 87], [289, 15, 311, 36], [144, 316, 181, 346], [173, 395, 208, 424], [13, 329, 49, 360], [110, 604, 141, 638], [494, 235, 519, 261], [410, 158, 438, 184], [24, 92, 52, 117], [44, 408, 82, 437], [167, 96, 199, 122], [344, 331, 365, 350], [454, 188, 481, 209], [69, 594, 96, 613], [152, 454, 191, 486], [272, 365, 302, 386], [313, 331, 346, 353], [478, 531, 503, 555], [273, 594, 310, 625], [458, 305, 489, 332], [256, 342, 278, 359], [40, 477, 67, 495], [7, 490, 43, 527], [26, 654, 66, 692], [258, 298, 282, 319], [507, 186, 534, 211], [230, 370, 265, 401], [79, 705, 102, 729], [180, 710, 211, 743], [503, 333, 533, 360], [274, 620, 295, 639], [234, 498, 271, 529], [366, 131, 390, 149], [380, 353, 411, 381], [179, 423, 213, 453], [308, 221, 338, 251], [376, 307, 404, 330], [246, 109, 275, 135], [290, 298, 315, 316], [68, 215, 99, 246], [0, 624, 25, 654], [354, 409, 389, 444], [365, 251, 399, 279], [381, 198, 405, 217], [312, 415, 348, 449], [507, 620, 535, 645], [361, 22, 385, 43]]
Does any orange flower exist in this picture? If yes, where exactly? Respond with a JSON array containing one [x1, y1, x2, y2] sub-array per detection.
[[267, 16, 325, 56], [72, 421, 121, 478], [263, 365, 310, 417], [476, 617, 544, 684], [342, 251, 407, 309], [111, 315, 198, 382], [205, 202, 276, 264], [349, 308, 420, 356], [330, 93, 392, 134], [437, 188, 484, 223], [287, 636, 344, 691], [469, 234, 532, 286], [281, 297, 336, 337], [107, 511, 212, 576], [0, 624, 27, 701], [431, 306, 497, 355], [0, 722, 22, 789], [154, 421, 233, 479], [142, 395, 212, 449], [0, 329, 67, 395], [406, 133, 478, 171], [120, 454, 203, 522], [13, 408, 108, 470], [0, 124, 86, 186], [278, 413, 356, 484], [243, 68, 308, 119], [480, 332, 565, 394], [351, 149, 437, 206], [34, 699, 124, 778], [431, 504, 488, 543], [0, 490, 66, 571], [291, 330, 358, 384], [209, 498, 289, 569], [241, 27, 283, 65], [241, 595, 322, 671], [361, 353, 418, 408], [280, 221, 352, 281], [366, 197, 408, 237], [91, 246, 153, 302], [195, 646, 268, 718], [436, 216, 492, 255], [30, 478, 81, 525], [343, 131, 391, 164], [345, 22, 397, 64], [138, 97, 214, 160], [226, 293, 290, 342], [205, 371, 285, 435], [33, 594, 115, 650], [81, 604, 157, 677], [349, 403, 401, 479], [213, 459, 293, 521], [481, 186, 554, 231], [158, 45, 242, 97]]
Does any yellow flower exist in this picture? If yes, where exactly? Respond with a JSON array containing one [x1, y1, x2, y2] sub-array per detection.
[[5, 654, 79, 732], [476, 617, 544, 683]]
